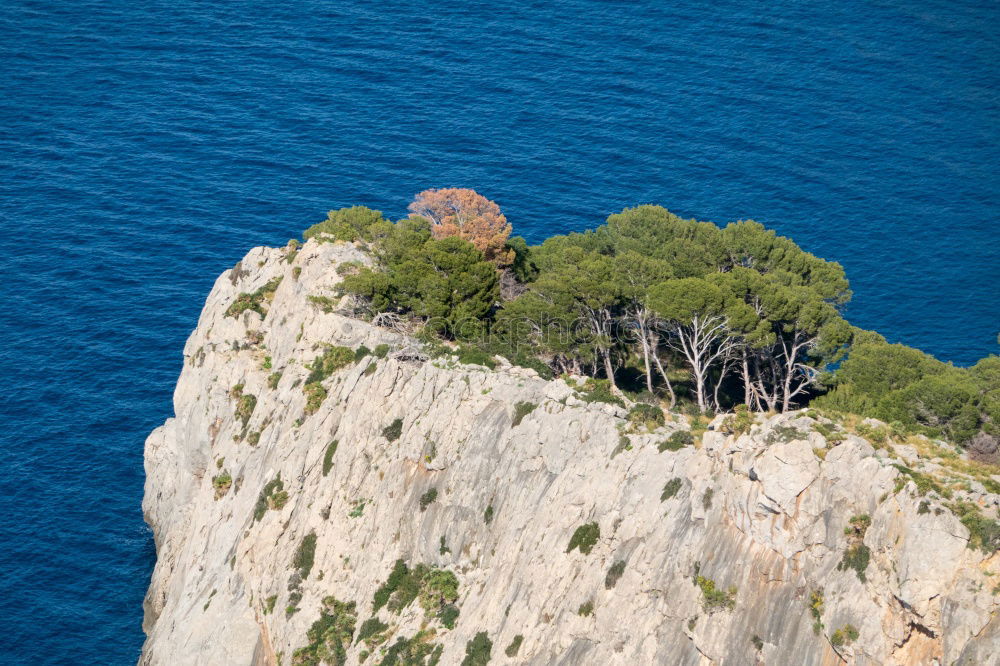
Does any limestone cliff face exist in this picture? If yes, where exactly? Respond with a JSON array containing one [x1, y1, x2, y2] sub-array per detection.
[[141, 239, 999, 666]]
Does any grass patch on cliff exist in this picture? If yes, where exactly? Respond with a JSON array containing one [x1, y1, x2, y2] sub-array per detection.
[[370, 559, 461, 629], [322, 440, 339, 476], [253, 476, 289, 521], [830, 624, 859, 648], [461, 632, 492, 666], [661, 478, 683, 501], [419, 487, 438, 512], [566, 522, 600, 555], [301, 345, 354, 415], [293, 532, 318, 580], [211, 471, 232, 499], [605, 560, 626, 589], [511, 401, 538, 427], [948, 500, 1000, 552], [382, 418, 403, 442], [695, 575, 736, 612], [658, 430, 693, 452], [291, 596, 357, 666], [504, 635, 523, 657], [225, 276, 283, 318]]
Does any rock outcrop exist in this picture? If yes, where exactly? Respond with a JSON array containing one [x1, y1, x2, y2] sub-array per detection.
[[141, 239, 1000, 665]]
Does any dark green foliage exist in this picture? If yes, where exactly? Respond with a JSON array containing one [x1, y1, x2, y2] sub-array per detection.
[[566, 522, 600, 555], [702, 487, 714, 509], [322, 440, 338, 476], [294, 532, 317, 579], [376, 632, 441, 666], [383, 418, 403, 442], [695, 576, 736, 611], [918, 500, 931, 514], [949, 501, 1000, 552], [355, 617, 389, 647], [268, 371, 283, 389], [235, 393, 257, 428], [818, 337, 997, 446], [483, 505, 494, 524], [809, 589, 824, 635], [893, 464, 951, 498], [838, 544, 871, 582], [302, 345, 354, 414], [504, 635, 523, 658], [628, 403, 665, 429], [373, 343, 390, 358], [830, 624, 859, 648], [373, 560, 409, 613], [305, 346, 355, 384], [264, 595, 277, 615], [456, 345, 497, 369], [577, 379, 624, 407], [304, 206, 388, 243], [226, 276, 283, 318], [460, 632, 492, 666], [439, 603, 459, 629], [291, 596, 357, 666], [577, 600, 594, 616], [752, 635, 763, 651], [355, 345, 372, 361], [372, 560, 461, 623], [419, 487, 438, 512], [364, 362, 377, 376], [340, 221, 499, 339], [844, 514, 871, 538], [605, 560, 626, 588], [659, 430, 693, 452], [511, 401, 538, 427], [661, 478, 683, 501], [254, 477, 288, 521]]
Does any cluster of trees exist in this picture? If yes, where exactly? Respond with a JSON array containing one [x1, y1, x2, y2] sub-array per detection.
[[306, 189, 997, 452], [815, 332, 999, 455]]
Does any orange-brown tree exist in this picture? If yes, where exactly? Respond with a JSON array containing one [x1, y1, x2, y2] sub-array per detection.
[[408, 188, 514, 265]]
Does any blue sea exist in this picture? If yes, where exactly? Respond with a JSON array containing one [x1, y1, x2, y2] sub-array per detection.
[[2, 0, 997, 662]]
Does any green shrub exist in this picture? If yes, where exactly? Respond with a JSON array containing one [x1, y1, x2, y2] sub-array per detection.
[[439, 603, 460, 629], [364, 362, 377, 376], [354, 345, 372, 361], [845, 514, 871, 537], [461, 632, 492, 666], [661, 478, 683, 501], [504, 635, 523, 658], [253, 477, 288, 521], [695, 575, 736, 611], [267, 371, 282, 389], [723, 404, 754, 435], [383, 418, 403, 441], [830, 624, 859, 648], [751, 635, 763, 650], [457, 346, 497, 369], [949, 501, 1000, 552], [577, 379, 624, 407], [263, 595, 277, 615], [373, 560, 409, 613], [628, 403, 664, 429], [605, 560, 626, 589], [303, 382, 327, 415], [577, 600, 594, 616], [211, 471, 232, 498], [294, 532, 317, 579], [659, 430, 693, 452], [511, 401, 538, 427], [837, 544, 871, 582], [322, 440, 339, 476], [566, 522, 600, 555], [373, 344, 390, 358], [306, 345, 355, 384], [419, 488, 438, 512], [304, 205, 387, 243], [484, 505, 494, 524], [809, 588, 825, 634], [702, 487, 714, 510], [355, 617, 389, 647], [235, 393, 257, 428], [226, 276, 283, 318], [290, 596, 358, 666], [892, 464, 951, 498]]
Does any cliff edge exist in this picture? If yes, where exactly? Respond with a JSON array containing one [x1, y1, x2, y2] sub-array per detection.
[[141, 239, 999, 665]]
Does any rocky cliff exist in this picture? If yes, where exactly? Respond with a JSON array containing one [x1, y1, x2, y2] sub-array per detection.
[[141, 239, 1000, 666]]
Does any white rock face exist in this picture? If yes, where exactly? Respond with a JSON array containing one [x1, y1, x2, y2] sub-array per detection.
[[141, 239, 1000, 666]]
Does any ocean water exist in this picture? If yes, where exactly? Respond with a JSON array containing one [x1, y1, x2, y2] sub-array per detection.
[[2, 0, 997, 662]]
